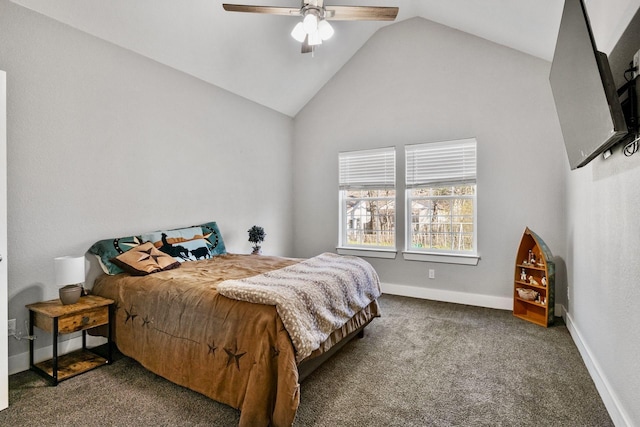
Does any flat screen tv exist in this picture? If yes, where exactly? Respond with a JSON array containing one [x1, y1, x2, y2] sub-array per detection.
[[550, 0, 628, 170]]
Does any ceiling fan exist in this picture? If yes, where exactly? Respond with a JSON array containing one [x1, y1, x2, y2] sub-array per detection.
[[222, 0, 399, 54]]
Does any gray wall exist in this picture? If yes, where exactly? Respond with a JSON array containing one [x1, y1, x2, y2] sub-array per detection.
[[563, 6, 640, 424], [0, 0, 294, 359], [293, 18, 567, 304]]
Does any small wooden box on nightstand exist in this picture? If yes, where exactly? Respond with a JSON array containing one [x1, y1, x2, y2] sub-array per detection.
[[26, 294, 114, 385]]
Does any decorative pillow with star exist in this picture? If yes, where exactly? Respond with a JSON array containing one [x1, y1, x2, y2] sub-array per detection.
[[89, 235, 143, 275], [110, 242, 181, 276]]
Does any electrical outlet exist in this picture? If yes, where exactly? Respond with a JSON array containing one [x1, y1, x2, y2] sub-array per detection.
[[8, 318, 16, 335], [428, 269, 435, 279]]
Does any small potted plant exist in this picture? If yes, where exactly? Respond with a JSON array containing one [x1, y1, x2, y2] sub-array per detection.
[[248, 225, 266, 255]]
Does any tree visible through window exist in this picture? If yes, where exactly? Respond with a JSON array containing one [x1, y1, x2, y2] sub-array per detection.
[[409, 185, 475, 251], [344, 189, 395, 247]]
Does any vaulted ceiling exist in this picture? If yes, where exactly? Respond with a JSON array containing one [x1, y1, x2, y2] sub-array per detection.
[[10, 0, 640, 116]]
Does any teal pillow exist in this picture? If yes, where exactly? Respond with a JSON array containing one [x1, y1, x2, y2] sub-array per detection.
[[197, 222, 227, 256], [89, 235, 143, 275]]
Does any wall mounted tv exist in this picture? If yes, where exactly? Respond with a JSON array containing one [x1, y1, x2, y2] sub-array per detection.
[[550, 0, 631, 170]]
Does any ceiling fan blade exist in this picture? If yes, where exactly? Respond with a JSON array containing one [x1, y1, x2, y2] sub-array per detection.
[[325, 6, 398, 21], [222, 4, 301, 16]]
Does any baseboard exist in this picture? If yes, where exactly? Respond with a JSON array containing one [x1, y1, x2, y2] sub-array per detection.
[[380, 282, 513, 310], [8, 334, 106, 376], [565, 311, 632, 427]]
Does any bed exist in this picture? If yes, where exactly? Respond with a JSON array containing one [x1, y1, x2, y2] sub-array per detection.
[[88, 222, 381, 427]]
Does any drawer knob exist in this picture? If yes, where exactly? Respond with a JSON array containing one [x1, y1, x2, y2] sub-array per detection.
[[81, 316, 90, 325]]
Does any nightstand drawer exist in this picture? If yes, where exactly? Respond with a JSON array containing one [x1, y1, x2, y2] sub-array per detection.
[[32, 305, 109, 334], [59, 306, 109, 334]]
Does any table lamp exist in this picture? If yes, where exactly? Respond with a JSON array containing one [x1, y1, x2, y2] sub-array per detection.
[[54, 255, 85, 305]]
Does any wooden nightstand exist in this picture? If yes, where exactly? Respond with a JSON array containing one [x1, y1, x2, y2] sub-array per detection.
[[26, 294, 114, 385]]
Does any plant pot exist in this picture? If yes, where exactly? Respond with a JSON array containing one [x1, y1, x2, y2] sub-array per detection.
[[59, 284, 82, 305]]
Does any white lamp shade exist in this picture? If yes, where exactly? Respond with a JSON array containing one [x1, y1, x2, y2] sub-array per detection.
[[291, 22, 306, 43], [318, 20, 334, 41], [303, 13, 318, 34], [54, 256, 85, 286], [308, 31, 323, 46]]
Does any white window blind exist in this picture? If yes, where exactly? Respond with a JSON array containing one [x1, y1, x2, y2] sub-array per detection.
[[406, 138, 477, 188], [339, 147, 396, 189]]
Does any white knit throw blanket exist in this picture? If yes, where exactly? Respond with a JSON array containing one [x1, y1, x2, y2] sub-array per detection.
[[217, 252, 381, 362]]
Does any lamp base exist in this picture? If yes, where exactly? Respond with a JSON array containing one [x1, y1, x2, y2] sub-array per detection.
[[59, 284, 82, 305]]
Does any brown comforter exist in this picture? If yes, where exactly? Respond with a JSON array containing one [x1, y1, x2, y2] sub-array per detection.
[[91, 253, 379, 426]]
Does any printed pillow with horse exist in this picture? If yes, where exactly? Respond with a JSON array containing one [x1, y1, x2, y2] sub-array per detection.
[[140, 226, 212, 262]]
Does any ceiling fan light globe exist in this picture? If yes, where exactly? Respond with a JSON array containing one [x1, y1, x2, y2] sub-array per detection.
[[303, 13, 318, 34], [308, 30, 322, 46], [291, 22, 306, 42], [318, 19, 334, 40]]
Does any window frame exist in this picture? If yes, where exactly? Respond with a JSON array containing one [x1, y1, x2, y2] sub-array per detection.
[[337, 147, 397, 258], [403, 138, 479, 265]]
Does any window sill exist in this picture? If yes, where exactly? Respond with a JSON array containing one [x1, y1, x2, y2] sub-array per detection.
[[336, 247, 397, 259], [402, 251, 480, 265]]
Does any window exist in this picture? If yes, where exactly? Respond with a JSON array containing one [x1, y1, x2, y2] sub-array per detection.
[[338, 147, 396, 254], [405, 139, 477, 258]]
